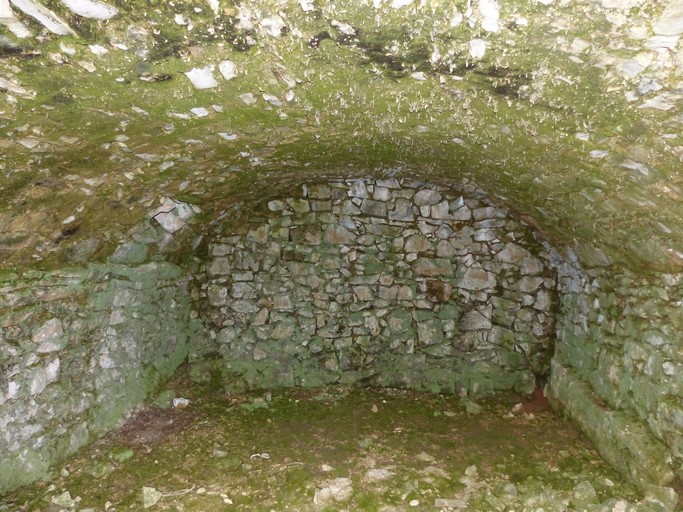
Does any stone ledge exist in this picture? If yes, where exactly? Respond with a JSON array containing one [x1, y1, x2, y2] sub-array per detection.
[[549, 360, 674, 489]]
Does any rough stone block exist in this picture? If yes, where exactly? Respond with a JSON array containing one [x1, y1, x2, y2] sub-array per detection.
[[209, 257, 231, 275], [324, 225, 356, 244], [360, 199, 387, 217], [388, 198, 414, 221], [431, 201, 450, 219], [32, 319, 64, 353], [414, 189, 442, 206], [413, 258, 453, 277], [461, 309, 492, 331], [348, 181, 368, 198], [417, 319, 443, 345], [459, 268, 496, 290]]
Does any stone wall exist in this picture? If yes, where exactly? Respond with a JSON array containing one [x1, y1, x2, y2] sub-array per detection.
[[0, 262, 202, 492], [196, 178, 558, 395], [1, 176, 680, 497], [550, 260, 683, 488]]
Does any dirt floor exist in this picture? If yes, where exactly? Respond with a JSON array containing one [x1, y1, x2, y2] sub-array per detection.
[[0, 370, 662, 511]]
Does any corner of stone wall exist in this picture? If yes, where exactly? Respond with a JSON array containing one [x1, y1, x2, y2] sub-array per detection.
[[0, 260, 206, 493], [549, 360, 674, 489], [549, 260, 683, 496]]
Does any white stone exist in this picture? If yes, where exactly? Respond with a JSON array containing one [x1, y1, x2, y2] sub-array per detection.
[[78, 60, 96, 73], [177, 202, 199, 220], [263, 93, 283, 107], [142, 487, 162, 509], [479, 0, 499, 32], [206, 0, 219, 15], [7, 381, 20, 399], [431, 200, 450, 219], [638, 94, 675, 111], [218, 60, 237, 80], [0, 76, 33, 98], [513, 15, 529, 26], [190, 107, 210, 117], [88, 44, 108, 56], [62, 0, 117, 20], [135, 153, 161, 162], [299, 0, 314, 12], [184, 66, 218, 89], [621, 59, 645, 78], [159, 161, 174, 172], [239, 92, 257, 105], [30, 358, 60, 395], [331, 19, 356, 36], [45, 357, 60, 384], [461, 309, 492, 330], [644, 35, 679, 51], [260, 15, 286, 37], [373, 186, 391, 201], [459, 268, 496, 290], [516, 277, 544, 293], [153, 211, 185, 233], [0, 0, 32, 37], [52, 491, 75, 508], [662, 362, 677, 376], [588, 150, 609, 159], [9, 0, 75, 35], [620, 160, 649, 176], [496, 243, 529, 264], [653, 0, 683, 35], [17, 137, 40, 149], [109, 310, 126, 325], [414, 189, 441, 206], [314, 478, 353, 507], [469, 39, 486, 60], [391, 0, 415, 7], [348, 181, 368, 198], [32, 319, 64, 353], [534, 290, 552, 311]]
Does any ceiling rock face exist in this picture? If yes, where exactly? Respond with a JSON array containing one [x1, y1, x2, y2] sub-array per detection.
[[0, 0, 682, 503]]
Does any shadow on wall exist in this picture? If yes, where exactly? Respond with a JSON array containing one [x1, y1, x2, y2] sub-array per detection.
[[190, 177, 559, 396]]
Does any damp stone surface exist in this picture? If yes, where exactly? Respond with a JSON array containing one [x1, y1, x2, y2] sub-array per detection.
[[0, 0, 682, 508], [195, 178, 558, 396]]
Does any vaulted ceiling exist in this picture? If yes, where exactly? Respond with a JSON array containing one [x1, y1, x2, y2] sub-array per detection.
[[1, 0, 682, 272]]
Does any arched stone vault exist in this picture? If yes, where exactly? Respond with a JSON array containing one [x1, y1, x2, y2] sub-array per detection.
[[0, 0, 681, 498]]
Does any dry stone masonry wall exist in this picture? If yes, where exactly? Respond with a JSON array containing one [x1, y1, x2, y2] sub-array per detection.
[[0, 263, 201, 492], [196, 179, 558, 396], [550, 262, 683, 489]]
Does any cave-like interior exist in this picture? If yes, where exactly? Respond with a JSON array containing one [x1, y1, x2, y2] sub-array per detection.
[[0, 0, 682, 509]]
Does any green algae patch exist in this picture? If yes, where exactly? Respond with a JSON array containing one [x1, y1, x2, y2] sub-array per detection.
[[1, 369, 642, 511]]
